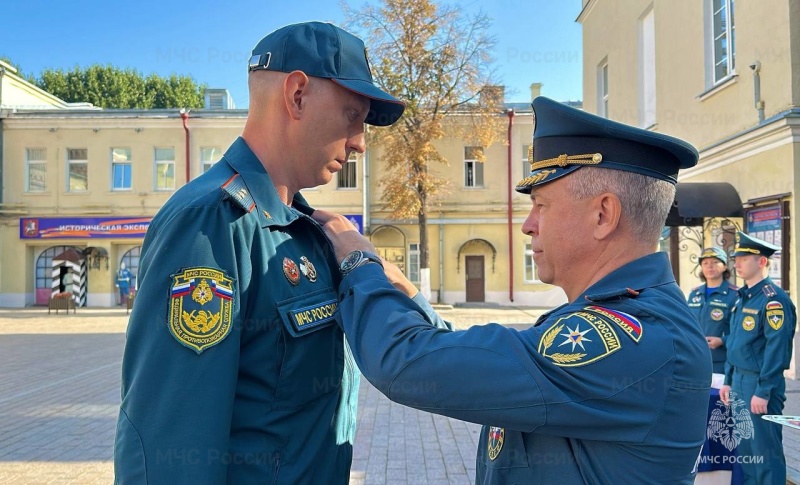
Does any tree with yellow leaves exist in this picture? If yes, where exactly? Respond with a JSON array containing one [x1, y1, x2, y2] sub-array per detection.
[[343, 0, 505, 300]]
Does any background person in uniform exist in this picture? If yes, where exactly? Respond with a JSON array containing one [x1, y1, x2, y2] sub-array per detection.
[[114, 22, 409, 484], [115, 262, 133, 306], [687, 247, 738, 377], [720, 231, 797, 484], [312, 97, 712, 484]]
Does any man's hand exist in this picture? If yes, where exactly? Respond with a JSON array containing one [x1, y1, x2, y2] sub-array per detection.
[[720, 385, 731, 405], [750, 395, 769, 415], [383, 259, 418, 298], [311, 209, 377, 263], [706, 336, 723, 349]]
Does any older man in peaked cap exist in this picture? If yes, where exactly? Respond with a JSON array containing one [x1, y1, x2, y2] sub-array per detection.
[[312, 96, 712, 483], [721, 231, 797, 484]]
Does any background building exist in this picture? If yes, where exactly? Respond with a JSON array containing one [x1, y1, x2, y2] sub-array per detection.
[[578, 0, 800, 376], [1, 61, 573, 308]]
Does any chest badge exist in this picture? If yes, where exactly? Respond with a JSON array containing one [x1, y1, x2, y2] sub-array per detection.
[[487, 427, 505, 460], [742, 316, 756, 331], [283, 257, 301, 285], [300, 256, 318, 283], [168, 267, 234, 354], [710, 308, 725, 321]]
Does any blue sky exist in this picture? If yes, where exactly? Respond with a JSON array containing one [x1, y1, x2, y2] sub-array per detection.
[[1, 0, 583, 108]]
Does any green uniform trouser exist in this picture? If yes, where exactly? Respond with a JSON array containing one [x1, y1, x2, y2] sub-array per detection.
[[731, 370, 786, 485]]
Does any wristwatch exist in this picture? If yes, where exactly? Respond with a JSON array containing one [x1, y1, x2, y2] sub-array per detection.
[[339, 250, 383, 276]]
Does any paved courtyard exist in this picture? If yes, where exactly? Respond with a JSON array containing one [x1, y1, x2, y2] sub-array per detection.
[[0, 306, 797, 484]]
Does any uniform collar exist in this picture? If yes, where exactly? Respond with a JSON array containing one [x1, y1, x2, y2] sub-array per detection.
[[582, 252, 675, 303], [740, 276, 771, 296], [223, 137, 315, 227], [706, 280, 733, 296]]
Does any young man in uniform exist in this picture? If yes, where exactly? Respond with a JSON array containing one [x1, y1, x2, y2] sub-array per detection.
[[114, 22, 409, 484], [313, 97, 712, 483], [687, 247, 738, 375], [721, 231, 797, 484]]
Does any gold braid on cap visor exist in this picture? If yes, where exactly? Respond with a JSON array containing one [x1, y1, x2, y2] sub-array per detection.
[[517, 152, 603, 187], [734, 247, 763, 255]]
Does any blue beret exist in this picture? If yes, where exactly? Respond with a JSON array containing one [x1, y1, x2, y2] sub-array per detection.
[[699, 247, 728, 265], [731, 231, 780, 258], [516, 97, 699, 193], [249, 22, 405, 126]]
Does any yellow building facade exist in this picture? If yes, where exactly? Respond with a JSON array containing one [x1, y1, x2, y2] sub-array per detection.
[[1, 62, 569, 308]]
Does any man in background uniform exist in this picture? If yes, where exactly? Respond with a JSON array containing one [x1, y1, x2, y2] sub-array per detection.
[[687, 247, 738, 375], [115, 262, 133, 306], [313, 97, 711, 484], [721, 231, 797, 484], [114, 22, 407, 484]]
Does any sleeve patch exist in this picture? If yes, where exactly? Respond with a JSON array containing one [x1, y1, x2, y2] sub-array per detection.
[[584, 305, 642, 343], [168, 267, 235, 354], [537, 311, 622, 367], [766, 301, 785, 331]]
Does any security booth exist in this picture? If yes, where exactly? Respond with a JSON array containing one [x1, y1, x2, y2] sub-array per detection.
[[49, 248, 86, 312]]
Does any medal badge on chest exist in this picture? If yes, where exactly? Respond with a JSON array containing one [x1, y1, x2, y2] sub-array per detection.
[[299, 256, 318, 283], [283, 257, 301, 285]]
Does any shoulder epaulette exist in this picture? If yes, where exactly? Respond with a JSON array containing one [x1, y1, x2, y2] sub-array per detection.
[[729, 284, 739, 290], [221, 174, 256, 213], [763, 284, 777, 298], [584, 287, 640, 302]]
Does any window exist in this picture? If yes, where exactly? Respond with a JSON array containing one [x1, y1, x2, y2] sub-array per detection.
[[523, 242, 539, 283], [155, 147, 175, 190], [464, 146, 484, 188], [201, 147, 220, 173], [120, 246, 142, 290], [640, 7, 656, 128], [338, 153, 358, 189], [408, 243, 420, 283], [26, 148, 47, 192], [112, 148, 132, 191], [597, 60, 609, 118], [711, 0, 735, 83], [522, 144, 532, 178], [67, 148, 88, 192]]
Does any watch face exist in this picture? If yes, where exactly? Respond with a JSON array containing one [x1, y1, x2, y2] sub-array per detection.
[[340, 251, 363, 274]]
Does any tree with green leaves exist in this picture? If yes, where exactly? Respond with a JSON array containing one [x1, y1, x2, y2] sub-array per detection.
[[33, 65, 205, 109], [343, 0, 505, 300]]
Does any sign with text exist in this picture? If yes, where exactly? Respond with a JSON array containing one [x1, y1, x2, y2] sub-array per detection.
[[20, 217, 152, 239]]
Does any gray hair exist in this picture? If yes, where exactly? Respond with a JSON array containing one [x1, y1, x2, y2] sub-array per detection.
[[567, 167, 676, 243]]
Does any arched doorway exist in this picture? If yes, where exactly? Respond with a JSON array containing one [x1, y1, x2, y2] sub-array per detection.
[[120, 246, 142, 291], [371, 225, 407, 274], [35, 245, 81, 305], [457, 239, 497, 303]]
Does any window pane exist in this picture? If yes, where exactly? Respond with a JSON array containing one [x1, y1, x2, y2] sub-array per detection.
[[474, 161, 484, 187], [338, 160, 357, 188], [27, 148, 46, 161], [464, 146, 483, 160], [113, 163, 132, 190], [155, 148, 175, 161], [112, 148, 131, 162], [68, 148, 87, 160], [156, 163, 175, 189], [200, 147, 220, 162], [28, 163, 46, 191], [69, 163, 88, 191]]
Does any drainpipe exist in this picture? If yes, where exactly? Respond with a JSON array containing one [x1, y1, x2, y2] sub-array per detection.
[[438, 219, 444, 303], [180, 109, 191, 184], [506, 108, 515, 302], [363, 134, 370, 235], [750, 61, 765, 124]]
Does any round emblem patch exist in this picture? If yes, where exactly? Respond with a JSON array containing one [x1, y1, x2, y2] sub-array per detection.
[[283, 257, 300, 285], [487, 427, 504, 460], [742, 316, 756, 331], [710, 308, 724, 321]]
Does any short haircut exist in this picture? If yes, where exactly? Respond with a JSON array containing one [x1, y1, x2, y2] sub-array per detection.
[[567, 167, 676, 243]]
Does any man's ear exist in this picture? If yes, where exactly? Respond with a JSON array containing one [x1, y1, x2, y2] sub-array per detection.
[[283, 71, 310, 120], [593, 192, 622, 240]]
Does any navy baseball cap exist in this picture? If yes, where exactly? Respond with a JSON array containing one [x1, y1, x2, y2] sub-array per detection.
[[249, 21, 405, 126], [516, 97, 699, 193], [731, 231, 780, 258]]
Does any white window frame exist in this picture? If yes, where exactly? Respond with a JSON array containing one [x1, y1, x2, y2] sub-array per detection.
[[463, 146, 484, 188], [708, 0, 736, 85], [523, 242, 539, 283], [597, 59, 609, 118], [67, 148, 88, 192], [111, 147, 132, 191], [522, 144, 532, 179], [200, 147, 220, 173], [639, 6, 656, 128], [26, 148, 47, 192], [337, 153, 358, 189], [154, 147, 176, 191], [408, 243, 420, 283]]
